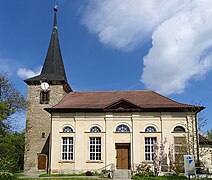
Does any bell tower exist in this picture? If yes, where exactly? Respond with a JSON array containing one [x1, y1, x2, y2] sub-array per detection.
[[24, 6, 71, 172]]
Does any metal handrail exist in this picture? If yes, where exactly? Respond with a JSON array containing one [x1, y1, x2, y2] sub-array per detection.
[[96, 163, 115, 171]]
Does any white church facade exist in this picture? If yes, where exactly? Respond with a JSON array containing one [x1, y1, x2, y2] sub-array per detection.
[[47, 91, 203, 173], [24, 7, 207, 174]]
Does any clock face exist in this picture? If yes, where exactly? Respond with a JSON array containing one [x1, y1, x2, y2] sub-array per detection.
[[40, 82, 49, 91]]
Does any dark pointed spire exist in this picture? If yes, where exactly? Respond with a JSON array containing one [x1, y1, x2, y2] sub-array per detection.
[[25, 6, 71, 92], [40, 5, 67, 81]]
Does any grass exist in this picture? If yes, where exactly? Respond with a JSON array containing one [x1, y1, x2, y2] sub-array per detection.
[[18, 176, 212, 180], [132, 176, 187, 180], [132, 176, 212, 180], [20, 179, 100, 180]]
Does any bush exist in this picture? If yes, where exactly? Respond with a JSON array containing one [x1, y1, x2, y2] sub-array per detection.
[[134, 162, 154, 177], [173, 163, 184, 176], [0, 172, 16, 180], [0, 157, 17, 173], [85, 171, 93, 176]]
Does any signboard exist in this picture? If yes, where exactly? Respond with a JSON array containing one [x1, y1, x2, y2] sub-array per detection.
[[184, 155, 195, 175]]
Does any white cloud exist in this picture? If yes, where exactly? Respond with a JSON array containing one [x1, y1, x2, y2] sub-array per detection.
[[141, 1, 212, 94], [81, 0, 212, 95], [0, 57, 15, 75], [17, 66, 42, 79], [81, 0, 189, 51]]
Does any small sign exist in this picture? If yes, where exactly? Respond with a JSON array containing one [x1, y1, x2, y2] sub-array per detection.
[[184, 155, 195, 175]]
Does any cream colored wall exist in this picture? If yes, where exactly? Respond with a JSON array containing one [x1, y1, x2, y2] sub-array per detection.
[[50, 111, 195, 173]]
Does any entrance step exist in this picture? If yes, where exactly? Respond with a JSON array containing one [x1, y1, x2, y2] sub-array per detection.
[[112, 170, 131, 180]]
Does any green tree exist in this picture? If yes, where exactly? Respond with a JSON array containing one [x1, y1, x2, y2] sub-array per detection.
[[0, 73, 26, 172], [0, 73, 25, 132], [0, 130, 25, 172]]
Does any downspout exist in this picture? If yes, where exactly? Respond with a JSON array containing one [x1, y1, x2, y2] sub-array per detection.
[[195, 111, 200, 166], [104, 117, 107, 169], [160, 113, 163, 141], [131, 117, 134, 171], [186, 116, 190, 154], [48, 111, 53, 174], [74, 116, 76, 170]]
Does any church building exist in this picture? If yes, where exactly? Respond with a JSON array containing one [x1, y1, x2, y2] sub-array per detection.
[[24, 7, 205, 174]]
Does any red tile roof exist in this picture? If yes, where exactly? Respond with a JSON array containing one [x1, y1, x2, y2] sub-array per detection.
[[49, 90, 204, 112], [199, 134, 212, 145]]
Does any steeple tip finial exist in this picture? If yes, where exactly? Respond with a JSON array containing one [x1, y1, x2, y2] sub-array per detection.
[[53, 4, 58, 28], [54, 4, 58, 12]]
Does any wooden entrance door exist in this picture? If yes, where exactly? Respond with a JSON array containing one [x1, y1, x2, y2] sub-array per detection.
[[116, 143, 130, 169], [38, 154, 47, 170]]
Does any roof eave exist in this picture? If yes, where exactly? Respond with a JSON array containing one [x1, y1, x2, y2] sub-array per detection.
[[45, 106, 204, 114]]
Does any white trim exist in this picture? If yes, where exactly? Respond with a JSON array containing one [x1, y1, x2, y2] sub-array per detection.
[[88, 137, 102, 161], [143, 124, 158, 132], [61, 137, 74, 161], [60, 124, 75, 133], [172, 124, 187, 132], [88, 124, 103, 132], [114, 122, 132, 132]]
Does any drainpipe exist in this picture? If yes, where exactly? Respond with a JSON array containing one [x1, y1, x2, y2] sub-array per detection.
[[104, 117, 107, 169], [195, 111, 200, 166], [160, 113, 163, 141], [131, 116, 134, 171], [186, 116, 191, 154], [48, 111, 52, 174], [74, 116, 76, 171]]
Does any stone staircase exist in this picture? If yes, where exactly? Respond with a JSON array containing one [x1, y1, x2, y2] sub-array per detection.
[[112, 169, 131, 180]]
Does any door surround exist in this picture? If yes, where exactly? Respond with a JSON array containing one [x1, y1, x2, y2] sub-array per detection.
[[115, 143, 130, 169]]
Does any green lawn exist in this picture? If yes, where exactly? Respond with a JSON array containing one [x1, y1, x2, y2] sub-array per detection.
[[132, 176, 212, 180], [132, 176, 187, 180], [20, 178, 101, 180], [18, 177, 212, 180]]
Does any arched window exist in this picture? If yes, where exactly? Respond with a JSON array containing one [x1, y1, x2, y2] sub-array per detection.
[[63, 126, 73, 133], [116, 124, 130, 132], [173, 126, 186, 132], [145, 126, 157, 132], [90, 126, 101, 133]]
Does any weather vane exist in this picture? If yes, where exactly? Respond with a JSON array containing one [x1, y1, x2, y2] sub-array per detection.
[[54, 4, 58, 12]]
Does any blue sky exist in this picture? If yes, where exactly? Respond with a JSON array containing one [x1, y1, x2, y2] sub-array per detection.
[[1, 0, 212, 132]]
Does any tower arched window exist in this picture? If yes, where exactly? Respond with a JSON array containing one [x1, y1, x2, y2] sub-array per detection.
[[145, 126, 157, 132], [173, 126, 186, 132], [90, 126, 101, 133], [62, 126, 73, 133], [116, 124, 130, 132]]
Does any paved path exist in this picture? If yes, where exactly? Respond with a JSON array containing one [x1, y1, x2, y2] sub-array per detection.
[[18, 173, 107, 179]]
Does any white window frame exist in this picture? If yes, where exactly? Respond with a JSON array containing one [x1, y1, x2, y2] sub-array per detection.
[[61, 137, 73, 161], [90, 126, 101, 133], [174, 136, 187, 163], [63, 126, 73, 133], [145, 126, 157, 132], [145, 137, 156, 161], [89, 137, 101, 161], [116, 124, 130, 132]]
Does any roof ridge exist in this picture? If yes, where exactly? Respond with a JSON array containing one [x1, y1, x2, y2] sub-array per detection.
[[150, 90, 196, 107], [69, 90, 152, 93]]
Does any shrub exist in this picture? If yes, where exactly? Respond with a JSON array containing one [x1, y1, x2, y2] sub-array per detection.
[[0, 157, 17, 173], [85, 171, 93, 176], [135, 162, 154, 177], [0, 172, 16, 180], [173, 163, 184, 176]]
